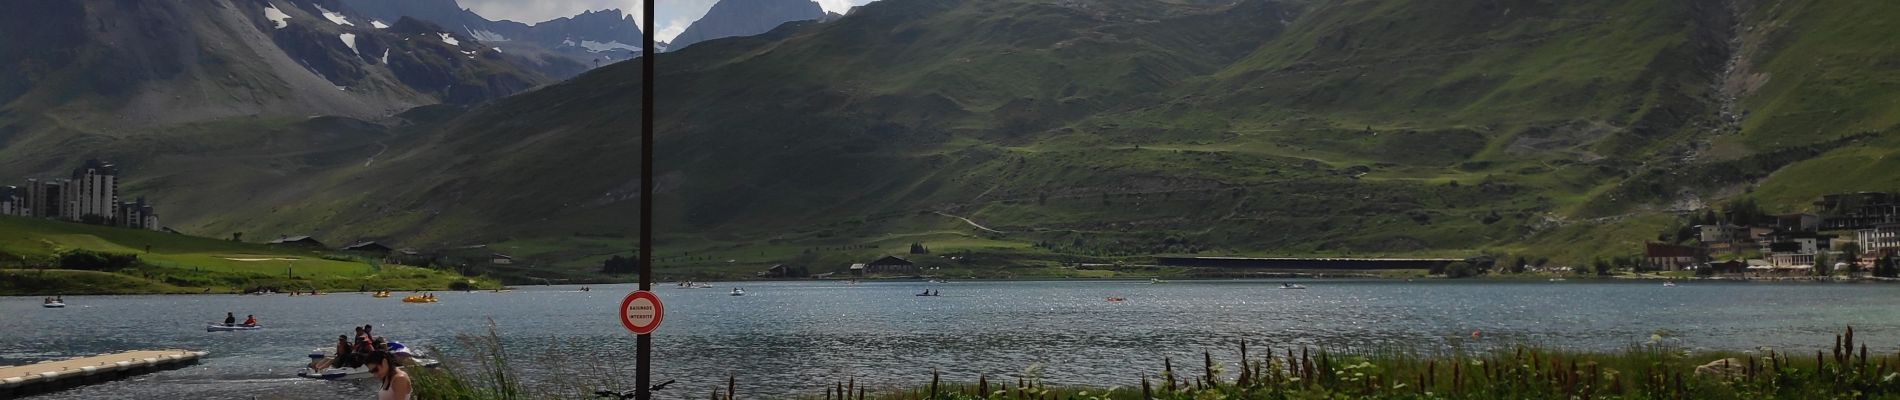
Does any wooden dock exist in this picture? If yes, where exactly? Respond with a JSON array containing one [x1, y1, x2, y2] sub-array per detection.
[[0, 350, 207, 397]]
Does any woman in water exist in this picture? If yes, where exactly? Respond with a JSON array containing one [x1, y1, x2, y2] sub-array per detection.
[[365, 351, 412, 400]]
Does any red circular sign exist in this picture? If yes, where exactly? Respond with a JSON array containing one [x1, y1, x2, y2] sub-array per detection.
[[619, 290, 664, 335]]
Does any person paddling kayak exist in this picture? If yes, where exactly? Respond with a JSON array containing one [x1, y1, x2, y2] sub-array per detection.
[[243, 315, 258, 327], [223, 312, 237, 326]]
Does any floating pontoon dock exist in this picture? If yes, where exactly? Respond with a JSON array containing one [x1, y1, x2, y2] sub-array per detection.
[[0, 350, 206, 397]]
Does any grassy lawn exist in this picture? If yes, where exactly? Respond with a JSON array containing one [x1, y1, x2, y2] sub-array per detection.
[[0, 216, 492, 294]]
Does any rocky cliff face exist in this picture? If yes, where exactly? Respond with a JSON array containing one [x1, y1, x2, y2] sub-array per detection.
[[668, 0, 828, 50], [340, 0, 657, 79], [0, 0, 547, 127]]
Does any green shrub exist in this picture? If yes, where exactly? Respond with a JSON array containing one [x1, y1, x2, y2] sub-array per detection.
[[57, 250, 140, 271]]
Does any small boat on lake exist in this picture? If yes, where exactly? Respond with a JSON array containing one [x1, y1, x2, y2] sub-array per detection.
[[207, 324, 262, 332], [42, 301, 65, 308], [1150, 278, 1167, 284], [730, 288, 746, 296], [403, 294, 438, 303], [1105, 297, 1126, 302], [1663, 281, 1679, 287], [1279, 283, 1307, 290], [916, 290, 941, 297]]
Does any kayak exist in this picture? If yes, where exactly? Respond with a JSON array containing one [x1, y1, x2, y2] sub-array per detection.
[[402, 296, 438, 303], [208, 324, 262, 332], [42, 302, 65, 308]]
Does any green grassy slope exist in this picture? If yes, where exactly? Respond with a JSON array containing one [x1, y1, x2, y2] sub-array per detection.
[[13, 0, 1900, 277], [190, 0, 1733, 273], [0, 216, 491, 294]]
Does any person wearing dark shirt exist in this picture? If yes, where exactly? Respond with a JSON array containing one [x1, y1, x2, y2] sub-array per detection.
[[223, 312, 236, 326]]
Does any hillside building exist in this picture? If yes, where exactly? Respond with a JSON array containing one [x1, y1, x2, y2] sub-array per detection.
[[69, 159, 119, 222], [1856, 223, 1900, 256], [0, 186, 24, 217], [116, 197, 160, 231], [268, 235, 327, 248], [864, 256, 917, 274], [6, 160, 161, 230], [25, 179, 67, 219], [1643, 242, 1702, 271], [1816, 193, 1900, 230]]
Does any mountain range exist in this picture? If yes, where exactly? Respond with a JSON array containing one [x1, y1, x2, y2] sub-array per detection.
[[339, 0, 663, 79], [6, 0, 1900, 281], [669, 0, 833, 50]]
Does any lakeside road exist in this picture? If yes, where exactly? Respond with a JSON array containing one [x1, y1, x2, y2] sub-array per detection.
[[8, 280, 1900, 399]]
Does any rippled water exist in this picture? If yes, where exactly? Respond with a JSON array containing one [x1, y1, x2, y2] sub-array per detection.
[[5, 279, 1899, 399]]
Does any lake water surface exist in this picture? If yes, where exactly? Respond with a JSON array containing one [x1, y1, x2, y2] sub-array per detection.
[[5, 279, 1898, 399]]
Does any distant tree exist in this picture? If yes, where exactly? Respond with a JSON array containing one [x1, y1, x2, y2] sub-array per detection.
[[601, 255, 638, 274], [1592, 258, 1613, 276], [59, 250, 139, 271], [1444, 262, 1476, 279], [1429, 262, 1448, 276], [1508, 255, 1527, 274], [1695, 265, 1715, 277], [1814, 252, 1833, 276], [1842, 242, 1864, 260], [910, 242, 930, 255], [1878, 255, 1899, 278], [233, 232, 244, 242]]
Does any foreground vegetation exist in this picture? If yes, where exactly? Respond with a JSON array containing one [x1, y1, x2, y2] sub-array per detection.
[[413, 327, 1900, 400], [0, 216, 495, 295]]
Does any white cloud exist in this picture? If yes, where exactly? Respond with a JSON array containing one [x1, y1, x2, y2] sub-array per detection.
[[814, 0, 858, 14], [657, 18, 689, 42]]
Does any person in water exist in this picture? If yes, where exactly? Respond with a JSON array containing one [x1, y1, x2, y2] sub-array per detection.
[[243, 315, 257, 326], [365, 350, 412, 400], [223, 312, 237, 326]]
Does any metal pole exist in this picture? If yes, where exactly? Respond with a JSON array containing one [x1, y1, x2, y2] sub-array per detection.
[[637, 0, 656, 398]]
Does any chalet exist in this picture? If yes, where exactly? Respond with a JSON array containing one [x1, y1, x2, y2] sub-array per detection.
[[343, 241, 393, 254], [758, 264, 792, 278], [865, 256, 917, 274], [848, 263, 867, 276], [268, 235, 326, 248], [1643, 242, 1701, 271], [1705, 260, 1748, 275], [491, 253, 515, 265]]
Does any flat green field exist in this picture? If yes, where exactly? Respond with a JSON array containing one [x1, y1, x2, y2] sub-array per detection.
[[0, 216, 493, 295]]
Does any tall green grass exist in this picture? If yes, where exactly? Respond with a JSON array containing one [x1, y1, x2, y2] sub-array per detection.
[[414, 327, 1900, 399]]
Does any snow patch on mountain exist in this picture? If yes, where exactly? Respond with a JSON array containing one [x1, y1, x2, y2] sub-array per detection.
[[339, 33, 358, 56], [262, 3, 292, 29], [465, 27, 508, 42], [314, 4, 354, 26], [438, 33, 460, 46], [579, 40, 637, 53], [381, 48, 390, 64], [371, 20, 389, 29]]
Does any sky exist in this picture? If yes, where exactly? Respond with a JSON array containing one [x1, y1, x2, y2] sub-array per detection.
[[458, 0, 873, 42]]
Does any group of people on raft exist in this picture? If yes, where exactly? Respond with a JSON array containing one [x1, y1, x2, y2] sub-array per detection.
[[41, 296, 63, 305], [310, 324, 407, 369], [306, 324, 413, 398]]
